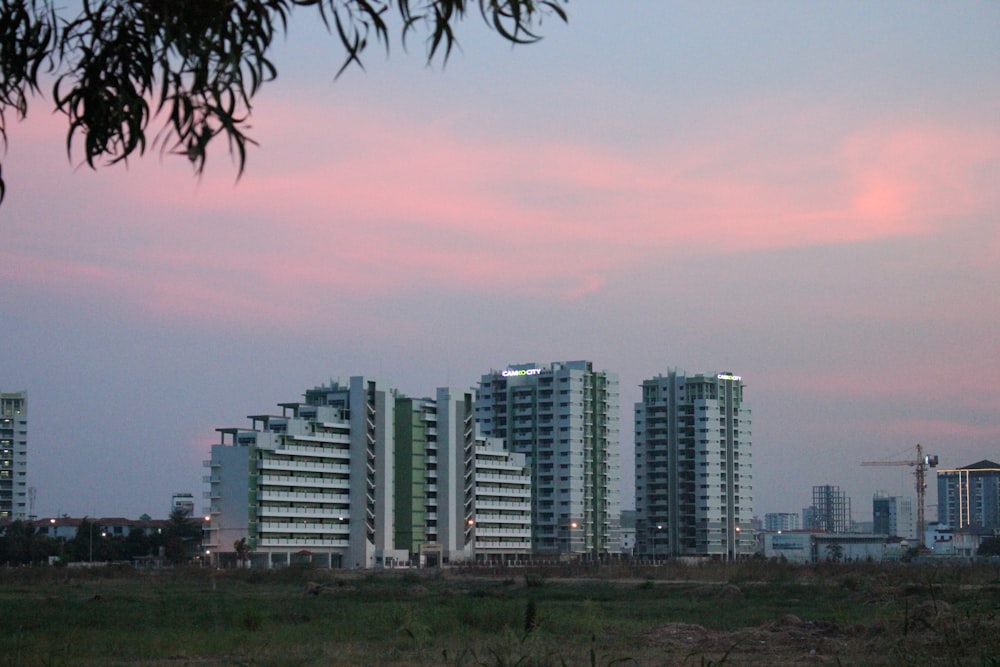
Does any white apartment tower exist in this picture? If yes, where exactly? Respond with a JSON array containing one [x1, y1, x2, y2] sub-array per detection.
[[206, 377, 400, 568], [635, 370, 754, 559], [477, 361, 621, 556], [393, 388, 479, 564], [0, 391, 28, 520]]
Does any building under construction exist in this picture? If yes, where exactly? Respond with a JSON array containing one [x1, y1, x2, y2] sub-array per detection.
[[808, 485, 852, 533]]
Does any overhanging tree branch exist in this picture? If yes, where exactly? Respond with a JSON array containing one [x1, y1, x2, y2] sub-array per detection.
[[0, 0, 567, 204]]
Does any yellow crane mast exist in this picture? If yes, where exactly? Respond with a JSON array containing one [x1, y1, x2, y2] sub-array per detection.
[[861, 444, 939, 543]]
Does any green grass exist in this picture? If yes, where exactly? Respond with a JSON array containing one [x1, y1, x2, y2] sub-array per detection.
[[2, 562, 1000, 665]]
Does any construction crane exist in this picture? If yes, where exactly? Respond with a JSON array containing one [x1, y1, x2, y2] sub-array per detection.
[[861, 444, 939, 543]]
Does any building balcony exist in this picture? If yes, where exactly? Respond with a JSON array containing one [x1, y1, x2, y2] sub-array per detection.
[[257, 521, 350, 535], [257, 459, 350, 475], [474, 513, 531, 525], [476, 495, 532, 508], [476, 460, 528, 473], [256, 537, 349, 548], [474, 540, 532, 551], [276, 438, 351, 454], [476, 472, 531, 484], [475, 525, 531, 537], [258, 506, 349, 520], [257, 489, 349, 504], [480, 486, 531, 498], [258, 474, 349, 490]]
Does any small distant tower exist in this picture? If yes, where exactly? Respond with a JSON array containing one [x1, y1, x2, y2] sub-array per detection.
[[171, 492, 195, 517]]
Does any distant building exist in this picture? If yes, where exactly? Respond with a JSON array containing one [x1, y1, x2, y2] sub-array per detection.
[[764, 512, 800, 532], [872, 492, 915, 539], [171, 493, 195, 517], [937, 460, 1000, 530], [30, 516, 170, 541], [634, 370, 754, 559], [764, 531, 885, 563], [0, 391, 28, 520], [807, 485, 852, 533], [477, 361, 621, 556], [802, 505, 817, 531], [619, 510, 637, 555]]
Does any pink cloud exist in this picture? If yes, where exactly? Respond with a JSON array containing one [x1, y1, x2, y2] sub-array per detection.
[[869, 418, 1000, 442], [4, 94, 998, 326], [840, 125, 1000, 228]]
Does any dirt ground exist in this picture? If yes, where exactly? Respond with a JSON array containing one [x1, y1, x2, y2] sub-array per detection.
[[639, 602, 1000, 665]]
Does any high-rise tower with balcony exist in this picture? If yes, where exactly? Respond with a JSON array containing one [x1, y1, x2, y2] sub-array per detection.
[[476, 361, 621, 555], [0, 391, 28, 520], [634, 370, 753, 559]]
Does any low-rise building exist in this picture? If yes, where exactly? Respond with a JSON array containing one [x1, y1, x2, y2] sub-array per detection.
[[764, 531, 886, 563]]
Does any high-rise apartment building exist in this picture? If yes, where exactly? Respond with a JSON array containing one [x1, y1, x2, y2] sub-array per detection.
[[634, 370, 753, 559], [476, 361, 621, 556], [393, 391, 532, 564], [872, 492, 916, 539], [205, 379, 531, 568], [0, 391, 28, 520], [937, 460, 1000, 530]]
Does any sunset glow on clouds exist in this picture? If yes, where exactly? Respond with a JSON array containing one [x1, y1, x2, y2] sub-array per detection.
[[8, 102, 996, 303], [1, 2, 998, 517]]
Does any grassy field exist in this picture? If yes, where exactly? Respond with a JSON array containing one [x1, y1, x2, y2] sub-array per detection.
[[3, 560, 1000, 666]]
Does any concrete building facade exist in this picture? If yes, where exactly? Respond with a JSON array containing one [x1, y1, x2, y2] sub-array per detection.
[[634, 370, 754, 559], [471, 438, 532, 562], [205, 379, 531, 568], [764, 512, 800, 533], [205, 377, 398, 569], [476, 361, 621, 556], [0, 391, 28, 520], [395, 387, 519, 565], [937, 460, 1000, 530], [764, 531, 886, 563], [872, 492, 916, 539]]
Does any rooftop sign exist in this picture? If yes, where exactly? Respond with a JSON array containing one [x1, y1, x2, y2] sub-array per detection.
[[502, 368, 543, 377], [717, 373, 742, 381]]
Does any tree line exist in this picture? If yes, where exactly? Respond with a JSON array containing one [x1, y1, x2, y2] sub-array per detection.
[[0, 508, 203, 566]]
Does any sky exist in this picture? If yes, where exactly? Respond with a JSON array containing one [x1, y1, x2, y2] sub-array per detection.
[[1, 2, 998, 523]]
